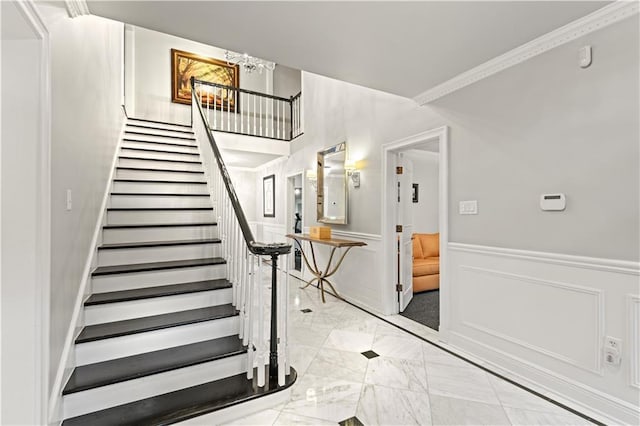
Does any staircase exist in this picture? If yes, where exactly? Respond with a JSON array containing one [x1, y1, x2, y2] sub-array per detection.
[[61, 118, 295, 425]]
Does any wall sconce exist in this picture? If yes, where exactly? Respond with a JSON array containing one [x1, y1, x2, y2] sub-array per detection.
[[345, 159, 362, 188], [306, 169, 317, 191]]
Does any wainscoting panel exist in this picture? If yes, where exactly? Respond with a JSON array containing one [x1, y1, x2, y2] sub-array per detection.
[[448, 243, 640, 425], [458, 265, 603, 373]]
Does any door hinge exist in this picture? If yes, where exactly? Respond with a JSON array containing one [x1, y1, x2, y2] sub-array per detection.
[[396, 166, 403, 174], [396, 284, 403, 292], [396, 225, 403, 232]]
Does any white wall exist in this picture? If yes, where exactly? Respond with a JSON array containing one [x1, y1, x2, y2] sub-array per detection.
[[248, 15, 639, 423], [409, 150, 439, 233], [1, 8, 45, 421], [36, 3, 125, 401], [130, 26, 273, 124]]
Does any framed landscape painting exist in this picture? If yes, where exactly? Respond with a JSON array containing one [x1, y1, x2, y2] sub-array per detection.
[[171, 48, 239, 109]]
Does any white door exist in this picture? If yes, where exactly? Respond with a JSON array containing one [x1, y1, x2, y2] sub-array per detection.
[[397, 153, 414, 311]]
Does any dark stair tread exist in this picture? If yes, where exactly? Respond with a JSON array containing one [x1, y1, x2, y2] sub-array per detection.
[[118, 156, 202, 164], [116, 166, 204, 174], [110, 192, 210, 197], [107, 207, 213, 211], [92, 257, 225, 276], [85, 279, 232, 306], [127, 117, 192, 128], [98, 238, 221, 250], [125, 131, 196, 141], [75, 304, 237, 343], [103, 222, 217, 229], [63, 336, 246, 395], [61, 367, 297, 426], [120, 146, 200, 156], [126, 123, 194, 135], [113, 178, 207, 184], [122, 136, 198, 149]]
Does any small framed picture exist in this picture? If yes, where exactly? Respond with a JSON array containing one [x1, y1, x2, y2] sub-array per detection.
[[263, 174, 275, 217], [412, 183, 419, 203]]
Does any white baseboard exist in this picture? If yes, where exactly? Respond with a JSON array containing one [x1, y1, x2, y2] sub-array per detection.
[[449, 331, 640, 425], [48, 112, 127, 424], [447, 243, 640, 425]]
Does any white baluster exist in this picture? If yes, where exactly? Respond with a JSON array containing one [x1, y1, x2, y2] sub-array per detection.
[[282, 102, 287, 139], [227, 87, 231, 131], [257, 256, 266, 387], [234, 90, 238, 133], [246, 254, 255, 379], [284, 253, 291, 376], [259, 96, 263, 136], [213, 90, 217, 130], [253, 95, 257, 137]]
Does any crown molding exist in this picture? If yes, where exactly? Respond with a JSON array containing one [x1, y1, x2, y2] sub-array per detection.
[[414, 1, 639, 105], [64, 0, 90, 18]]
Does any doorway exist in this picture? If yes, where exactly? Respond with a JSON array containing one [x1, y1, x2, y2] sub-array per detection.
[[382, 127, 449, 337], [286, 172, 304, 279]]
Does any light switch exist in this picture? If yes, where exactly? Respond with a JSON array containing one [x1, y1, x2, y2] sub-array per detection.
[[459, 200, 478, 215], [66, 189, 72, 211]]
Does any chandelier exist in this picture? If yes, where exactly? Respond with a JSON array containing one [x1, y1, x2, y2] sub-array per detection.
[[224, 51, 275, 74]]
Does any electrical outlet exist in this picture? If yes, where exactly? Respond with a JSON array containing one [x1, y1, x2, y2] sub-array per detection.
[[459, 200, 478, 215], [603, 336, 622, 366]]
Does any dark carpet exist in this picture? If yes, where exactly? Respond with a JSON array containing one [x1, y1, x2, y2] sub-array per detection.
[[400, 290, 439, 331]]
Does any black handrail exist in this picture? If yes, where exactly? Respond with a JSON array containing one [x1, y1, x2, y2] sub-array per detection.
[[191, 77, 291, 258]]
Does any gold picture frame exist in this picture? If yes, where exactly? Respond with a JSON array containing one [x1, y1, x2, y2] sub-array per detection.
[[171, 48, 239, 109]]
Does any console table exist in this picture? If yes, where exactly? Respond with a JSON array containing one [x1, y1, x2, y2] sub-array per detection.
[[285, 233, 367, 303]]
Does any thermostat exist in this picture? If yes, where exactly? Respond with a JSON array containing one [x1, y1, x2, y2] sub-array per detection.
[[540, 194, 566, 211]]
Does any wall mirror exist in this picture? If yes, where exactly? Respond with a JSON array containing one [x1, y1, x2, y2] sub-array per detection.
[[317, 142, 348, 224]]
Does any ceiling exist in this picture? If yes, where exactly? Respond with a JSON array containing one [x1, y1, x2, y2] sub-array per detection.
[[87, 1, 608, 99]]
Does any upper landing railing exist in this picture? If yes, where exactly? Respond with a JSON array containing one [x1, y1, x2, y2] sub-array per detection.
[[192, 78, 302, 141]]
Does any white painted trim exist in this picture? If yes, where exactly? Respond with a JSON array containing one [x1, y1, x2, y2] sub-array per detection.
[[48, 114, 127, 424], [629, 294, 640, 389], [449, 331, 640, 425], [448, 243, 640, 275], [63, 0, 90, 18], [327, 230, 381, 241], [5, 1, 53, 422], [459, 265, 604, 374], [414, 1, 640, 105], [381, 126, 449, 321]]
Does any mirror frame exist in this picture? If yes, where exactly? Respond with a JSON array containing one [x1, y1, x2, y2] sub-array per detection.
[[317, 142, 348, 225]]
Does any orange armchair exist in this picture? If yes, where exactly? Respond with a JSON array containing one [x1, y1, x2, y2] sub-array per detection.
[[412, 233, 440, 293]]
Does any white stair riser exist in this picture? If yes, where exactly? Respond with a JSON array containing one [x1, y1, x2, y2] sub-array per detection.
[[84, 288, 233, 325], [123, 132, 196, 145], [75, 316, 239, 366], [120, 148, 200, 162], [97, 243, 221, 266], [127, 120, 191, 133], [118, 157, 203, 172], [122, 141, 198, 154], [112, 181, 208, 194], [102, 225, 218, 244], [126, 125, 194, 139], [92, 264, 226, 293], [107, 209, 214, 225], [63, 354, 247, 418], [110, 194, 212, 209], [116, 169, 204, 181]]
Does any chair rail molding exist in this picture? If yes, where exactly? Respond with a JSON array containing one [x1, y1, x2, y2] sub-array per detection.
[[448, 243, 640, 275], [414, 1, 640, 105], [64, 0, 90, 18]]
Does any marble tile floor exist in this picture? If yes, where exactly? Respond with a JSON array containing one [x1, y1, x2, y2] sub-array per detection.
[[222, 283, 594, 426]]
